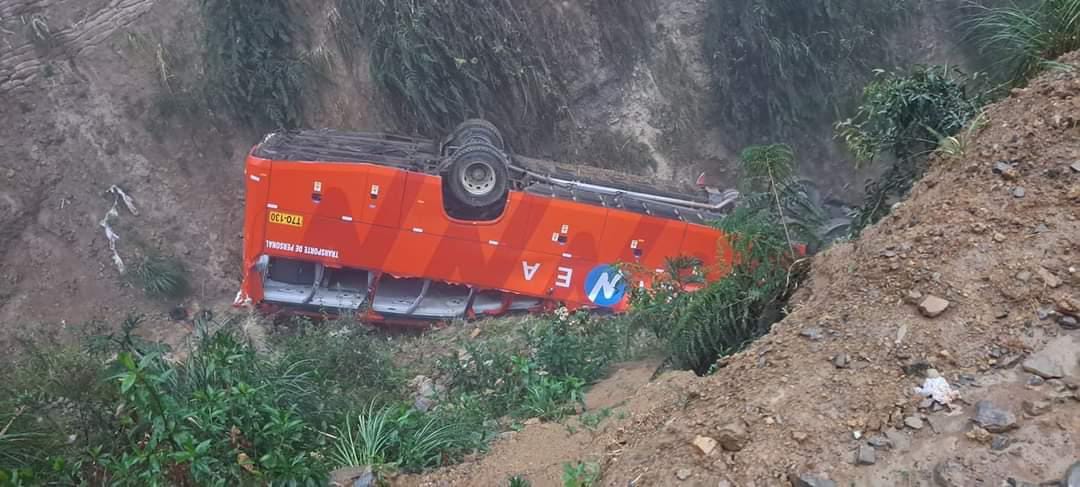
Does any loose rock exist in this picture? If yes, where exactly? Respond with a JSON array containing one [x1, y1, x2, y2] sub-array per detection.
[[1013, 187, 1026, 198], [884, 428, 911, 451], [1071, 161, 1080, 173], [991, 435, 1011, 451], [904, 416, 924, 430], [716, 419, 750, 452], [788, 474, 837, 487], [791, 431, 808, 443], [867, 435, 891, 449], [993, 161, 1018, 180], [855, 445, 876, 465], [1021, 335, 1080, 379], [973, 400, 1018, 433], [800, 328, 824, 340], [919, 296, 951, 318], [1022, 399, 1051, 416], [692, 435, 717, 455], [675, 468, 692, 481], [1037, 267, 1062, 288], [1059, 315, 1079, 330], [832, 353, 850, 369], [934, 460, 971, 487]]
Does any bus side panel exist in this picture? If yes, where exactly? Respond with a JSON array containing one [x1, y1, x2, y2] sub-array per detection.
[[238, 155, 274, 304]]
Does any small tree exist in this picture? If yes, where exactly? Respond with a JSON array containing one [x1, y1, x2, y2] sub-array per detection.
[[835, 65, 982, 230]]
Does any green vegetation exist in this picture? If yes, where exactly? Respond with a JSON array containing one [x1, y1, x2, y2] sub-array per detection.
[[333, 0, 563, 138], [562, 460, 602, 487], [836, 65, 984, 230], [966, 0, 1080, 84], [508, 474, 532, 487], [128, 253, 190, 299], [200, 0, 307, 129], [704, 0, 908, 140]]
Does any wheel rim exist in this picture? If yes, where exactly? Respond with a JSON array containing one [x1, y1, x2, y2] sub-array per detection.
[[460, 160, 497, 196]]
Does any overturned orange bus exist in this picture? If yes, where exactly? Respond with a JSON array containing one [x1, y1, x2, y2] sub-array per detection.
[[234, 120, 742, 324]]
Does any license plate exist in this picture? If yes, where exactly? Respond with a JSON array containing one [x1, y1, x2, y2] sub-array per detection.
[[268, 211, 303, 227]]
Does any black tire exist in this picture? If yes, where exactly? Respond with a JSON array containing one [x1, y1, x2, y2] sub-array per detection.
[[444, 142, 509, 209], [444, 119, 504, 155]]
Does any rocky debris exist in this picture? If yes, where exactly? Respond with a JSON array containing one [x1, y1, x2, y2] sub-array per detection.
[[972, 400, 1018, 433], [832, 353, 850, 369], [1060, 315, 1079, 330], [884, 428, 911, 451], [1027, 375, 1046, 386], [800, 328, 824, 341], [918, 296, 950, 318], [905, 290, 924, 304], [1022, 335, 1080, 379], [691, 435, 717, 455], [716, 419, 750, 451], [791, 431, 808, 443], [675, 468, 692, 481], [867, 435, 891, 449], [410, 375, 441, 413], [1021, 399, 1051, 416], [1065, 462, 1080, 487], [904, 416, 924, 430], [994, 161, 1019, 180], [991, 435, 1011, 451], [1013, 187, 1026, 198], [1071, 161, 1080, 173], [788, 473, 837, 487], [523, 417, 541, 426], [1007, 478, 1039, 487], [1058, 297, 1080, 316], [994, 232, 1008, 243], [934, 460, 971, 487], [1037, 267, 1061, 288], [329, 467, 375, 487], [854, 445, 876, 465], [902, 359, 931, 377]]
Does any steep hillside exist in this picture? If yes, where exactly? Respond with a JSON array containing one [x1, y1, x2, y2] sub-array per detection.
[[0, 0, 978, 344], [410, 52, 1080, 486]]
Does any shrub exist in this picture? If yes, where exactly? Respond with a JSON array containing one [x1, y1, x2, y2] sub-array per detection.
[[965, 0, 1080, 84], [200, 0, 307, 129], [835, 65, 983, 230], [330, 401, 477, 474], [128, 253, 190, 299], [562, 461, 601, 487]]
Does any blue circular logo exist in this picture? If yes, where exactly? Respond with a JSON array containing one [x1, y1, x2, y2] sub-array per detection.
[[584, 264, 627, 307]]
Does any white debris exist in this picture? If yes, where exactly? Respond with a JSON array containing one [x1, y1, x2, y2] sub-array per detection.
[[913, 370, 960, 406], [99, 185, 137, 273]]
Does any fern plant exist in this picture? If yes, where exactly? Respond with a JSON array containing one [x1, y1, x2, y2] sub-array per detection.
[[129, 253, 190, 299], [738, 144, 826, 248]]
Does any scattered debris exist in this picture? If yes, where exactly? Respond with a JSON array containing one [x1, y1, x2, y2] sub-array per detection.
[[884, 428, 911, 451], [934, 459, 972, 487], [800, 328, 824, 341], [791, 431, 808, 443], [1059, 315, 1079, 330], [98, 185, 138, 273], [972, 400, 1018, 433], [918, 296, 951, 318], [991, 435, 1011, 451], [1012, 187, 1026, 198], [675, 468, 692, 481], [913, 370, 961, 406], [832, 353, 850, 369], [993, 161, 1019, 180], [1036, 267, 1061, 288]]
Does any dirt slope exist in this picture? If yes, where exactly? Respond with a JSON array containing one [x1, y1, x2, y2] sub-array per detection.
[[412, 54, 1080, 486]]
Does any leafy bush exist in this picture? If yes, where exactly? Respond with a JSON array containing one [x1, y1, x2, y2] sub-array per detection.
[[201, 0, 307, 129], [128, 253, 190, 299], [635, 208, 799, 374], [334, 0, 563, 138], [330, 401, 473, 474], [965, 0, 1080, 84], [562, 460, 601, 487], [835, 65, 983, 230]]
